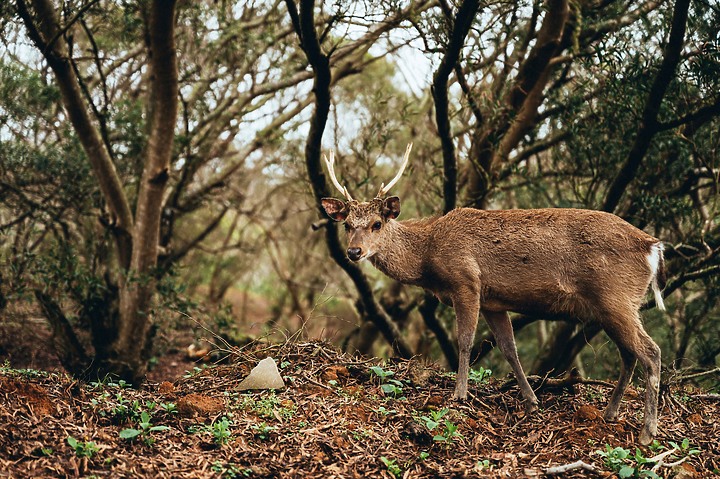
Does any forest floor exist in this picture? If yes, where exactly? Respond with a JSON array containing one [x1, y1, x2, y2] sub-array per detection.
[[0, 339, 718, 479]]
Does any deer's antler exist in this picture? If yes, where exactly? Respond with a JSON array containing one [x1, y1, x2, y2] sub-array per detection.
[[377, 143, 412, 198], [323, 150, 354, 201]]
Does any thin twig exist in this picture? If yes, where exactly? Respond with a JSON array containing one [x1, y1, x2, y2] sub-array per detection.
[[544, 460, 601, 475]]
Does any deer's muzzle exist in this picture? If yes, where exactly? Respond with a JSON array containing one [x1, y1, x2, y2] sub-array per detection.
[[347, 247, 362, 261]]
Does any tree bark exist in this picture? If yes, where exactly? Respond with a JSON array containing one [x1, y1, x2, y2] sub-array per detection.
[[422, 0, 481, 370], [432, 0, 481, 215], [114, 0, 178, 381], [531, 322, 602, 376], [467, 0, 569, 206], [18, 0, 178, 383], [287, 0, 414, 359], [34, 290, 90, 375], [419, 294, 458, 370]]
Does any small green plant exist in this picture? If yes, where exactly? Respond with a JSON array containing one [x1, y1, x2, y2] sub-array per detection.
[[90, 376, 131, 389], [419, 451, 430, 461], [119, 410, 170, 445], [109, 394, 143, 421], [241, 392, 296, 420], [183, 365, 210, 378], [648, 440, 662, 452], [160, 402, 177, 414], [369, 365, 394, 380], [433, 419, 463, 445], [66, 436, 99, 458], [211, 461, 252, 478], [210, 416, 233, 446], [668, 438, 700, 457], [585, 389, 606, 401], [596, 445, 660, 478], [376, 406, 397, 416], [37, 446, 53, 456], [469, 366, 492, 384], [111, 379, 131, 388], [477, 459, 490, 469], [351, 428, 371, 441], [251, 422, 276, 440], [417, 407, 463, 445], [369, 365, 405, 397], [418, 408, 449, 432], [380, 456, 402, 478]]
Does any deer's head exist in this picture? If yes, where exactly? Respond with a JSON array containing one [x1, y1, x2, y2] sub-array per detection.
[[321, 144, 411, 262]]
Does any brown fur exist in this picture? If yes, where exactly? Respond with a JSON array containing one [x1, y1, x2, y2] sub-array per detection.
[[323, 198, 665, 445]]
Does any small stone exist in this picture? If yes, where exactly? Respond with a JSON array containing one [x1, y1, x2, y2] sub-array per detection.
[[237, 357, 285, 391]]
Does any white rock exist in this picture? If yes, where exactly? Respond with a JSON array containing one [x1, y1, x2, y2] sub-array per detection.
[[237, 357, 285, 391]]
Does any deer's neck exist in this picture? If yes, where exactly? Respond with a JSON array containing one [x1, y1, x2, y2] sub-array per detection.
[[369, 220, 428, 285]]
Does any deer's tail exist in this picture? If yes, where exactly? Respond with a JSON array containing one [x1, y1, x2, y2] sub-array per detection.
[[648, 242, 666, 311]]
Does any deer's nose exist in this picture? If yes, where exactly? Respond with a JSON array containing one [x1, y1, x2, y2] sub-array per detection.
[[347, 247, 362, 261]]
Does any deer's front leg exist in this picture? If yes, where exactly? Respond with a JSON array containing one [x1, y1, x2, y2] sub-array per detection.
[[452, 287, 480, 400]]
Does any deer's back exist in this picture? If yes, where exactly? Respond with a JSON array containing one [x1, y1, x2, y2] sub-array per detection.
[[421, 208, 660, 316]]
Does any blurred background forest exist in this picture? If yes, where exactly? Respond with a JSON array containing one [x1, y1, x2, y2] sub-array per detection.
[[0, 0, 718, 387]]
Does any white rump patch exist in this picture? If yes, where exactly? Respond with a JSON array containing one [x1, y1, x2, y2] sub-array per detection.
[[647, 243, 666, 311]]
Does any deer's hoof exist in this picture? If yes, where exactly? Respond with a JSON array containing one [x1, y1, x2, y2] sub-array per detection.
[[639, 426, 656, 446], [524, 400, 539, 414], [603, 409, 619, 422], [452, 390, 468, 402]]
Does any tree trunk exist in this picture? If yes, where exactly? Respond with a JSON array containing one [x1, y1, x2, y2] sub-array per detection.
[[287, 0, 414, 359], [466, 0, 569, 207], [113, 0, 178, 382], [601, 0, 691, 213], [18, 0, 178, 383]]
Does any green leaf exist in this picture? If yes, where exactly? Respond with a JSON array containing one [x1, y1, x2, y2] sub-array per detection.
[[444, 420, 457, 432], [619, 465, 636, 478], [381, 383, 401, 395], [424, 419, 439, 431], [66, 436, 78, 448], [149, 425, 170, 432], [635, 448, 648, 464], [119, 428, 142, 439], [370, 366, 393, 379]]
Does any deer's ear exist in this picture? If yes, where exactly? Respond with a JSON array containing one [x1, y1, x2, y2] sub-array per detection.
[[383, 196, 401, 219], [321, 198, 348, 222]]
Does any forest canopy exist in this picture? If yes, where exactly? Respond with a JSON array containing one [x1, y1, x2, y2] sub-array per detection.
[[0, 0, 718, 385]]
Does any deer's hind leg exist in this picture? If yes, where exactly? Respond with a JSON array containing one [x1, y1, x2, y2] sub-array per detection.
[[452, 286, 480, 400], [604, 345, 637, 422], [482, 310, 539, 413], [601, 308, 661, 445]]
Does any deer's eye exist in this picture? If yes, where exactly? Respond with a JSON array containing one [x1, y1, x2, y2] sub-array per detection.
[[372, 221, 382, 231], [344, 223, 352, 231]]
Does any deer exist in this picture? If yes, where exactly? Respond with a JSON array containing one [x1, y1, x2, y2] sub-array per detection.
[[320, 143, 666, 445]]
